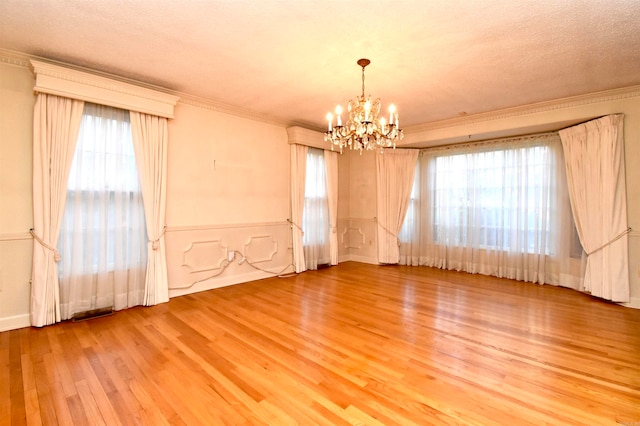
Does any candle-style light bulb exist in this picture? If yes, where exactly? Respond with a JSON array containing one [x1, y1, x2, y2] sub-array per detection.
[[388, 104, 396, 125], [326, 112, 333, 131], [335, 105, 343, 126], [380, 117, 386, 131], [364, 100, 371, 121]]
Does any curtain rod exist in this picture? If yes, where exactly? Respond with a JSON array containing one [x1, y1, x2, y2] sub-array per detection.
[[420, 131, 560, 153]]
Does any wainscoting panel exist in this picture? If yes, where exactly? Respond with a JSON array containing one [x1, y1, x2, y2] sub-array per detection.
[[337, 217, 378, 264], [166, 221, 293, 298], [244, 235, 278, 263], [182, 239, 228, 273]]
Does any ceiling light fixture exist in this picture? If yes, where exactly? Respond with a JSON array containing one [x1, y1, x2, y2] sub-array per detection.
[[325, 58, 403, 153]]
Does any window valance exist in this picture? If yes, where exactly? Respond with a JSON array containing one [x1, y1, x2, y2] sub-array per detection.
[[30, 60, 179, 118]]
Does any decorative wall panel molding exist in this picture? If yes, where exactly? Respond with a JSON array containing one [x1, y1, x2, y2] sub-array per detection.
[[165, 222, 292, 296], [244, 235, 278, 263], [182, 239, 228, 273], [342, 227, 365, 250]]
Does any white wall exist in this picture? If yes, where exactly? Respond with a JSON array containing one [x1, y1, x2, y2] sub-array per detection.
[[165, 101, 293, 296], [0, 58, 35, 330], [0, 55, 294, 331]]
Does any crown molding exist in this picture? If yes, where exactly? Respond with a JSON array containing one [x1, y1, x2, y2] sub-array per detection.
[[0, 48, 301, 127], [404, 85, 640, 135], [176, 94, 293, 128], [0, 49, 30, 68]]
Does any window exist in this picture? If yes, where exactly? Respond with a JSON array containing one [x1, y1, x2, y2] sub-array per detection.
[[302, 148, 330, 269], [57, 103, 147, 319], [430, 145, 552, 254], [399, 134, 584, 286]]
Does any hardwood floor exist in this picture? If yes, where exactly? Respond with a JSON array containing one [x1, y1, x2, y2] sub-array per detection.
[[2, 262, 640, 425]]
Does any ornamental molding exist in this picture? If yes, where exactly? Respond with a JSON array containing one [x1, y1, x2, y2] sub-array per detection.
[[0, 49, 30, 68], [403, 85, 640, 135], [30, 59, 179, 118]]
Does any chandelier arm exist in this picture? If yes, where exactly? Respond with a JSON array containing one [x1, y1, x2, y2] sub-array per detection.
[[324, 58, 402, 153]]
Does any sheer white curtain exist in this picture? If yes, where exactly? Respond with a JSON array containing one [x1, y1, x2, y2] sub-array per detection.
[[31, 94, 85, 327], [559, 115, 630, 302], [376, 149, 419, 264], [324, 150, 339, 265], [130, 111, 170, 306], [58, 103, 147, 319], [290, 144, 308, 273], [400, 134, 584, 288], [303, 148, 330, 270]]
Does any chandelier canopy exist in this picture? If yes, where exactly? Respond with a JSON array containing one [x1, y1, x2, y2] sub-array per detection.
[[325, 58, 403, 153]]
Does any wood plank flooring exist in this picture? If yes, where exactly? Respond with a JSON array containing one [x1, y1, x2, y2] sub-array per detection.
[[2, 262, 640, 425]]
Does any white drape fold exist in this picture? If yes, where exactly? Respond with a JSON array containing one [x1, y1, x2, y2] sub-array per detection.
[[130, 111, 170, 306], [31, 94, 85, 327], [324, 150, 339, 265], [290, 144, 308, 273], [559, 114, 630, 302], [376, 149, 419, 264]]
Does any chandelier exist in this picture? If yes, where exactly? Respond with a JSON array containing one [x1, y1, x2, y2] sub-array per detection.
[[324, 58, 403, 153]]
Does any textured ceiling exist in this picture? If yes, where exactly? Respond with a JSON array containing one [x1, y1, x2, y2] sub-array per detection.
[[2, 0, 640, 131]]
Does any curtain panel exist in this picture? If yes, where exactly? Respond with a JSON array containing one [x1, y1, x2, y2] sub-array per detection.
[[376, 149, 419, 264], [559, 114, 630, 302], [58, 104, 147, 319], [399, 134, 584, 289], [130, 112, 170, 306], [303, 148, 330, 269], [290, 144, 308, 273], [31, 94, 85, 327], [324, 150, 339, 265]]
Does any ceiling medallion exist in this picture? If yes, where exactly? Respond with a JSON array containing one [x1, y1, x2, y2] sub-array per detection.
[[325, 58, 403, 153]]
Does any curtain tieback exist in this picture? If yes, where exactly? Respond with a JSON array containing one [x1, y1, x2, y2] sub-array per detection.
[[374, 217, 398, 239], [30, 228, 61, 261], [587, 227, 631, 256], [149, 225, 167, 250], [287, 218, 305, 236]]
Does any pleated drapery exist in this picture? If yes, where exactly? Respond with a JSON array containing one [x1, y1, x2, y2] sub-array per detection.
[[130, 111, 170, 306], [375, 149, 419, 264], [290, 144, 308, 273], [324, 150, 339, 265], [559, 114, 630, 302], [31, 94, 85, 327]]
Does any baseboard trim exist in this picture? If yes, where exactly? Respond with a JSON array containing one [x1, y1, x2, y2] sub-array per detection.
[[0, 313, 31, 332], [168, 267, 294, 299], [344, 254, 379, 265], [620, 296, 640, 309]]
